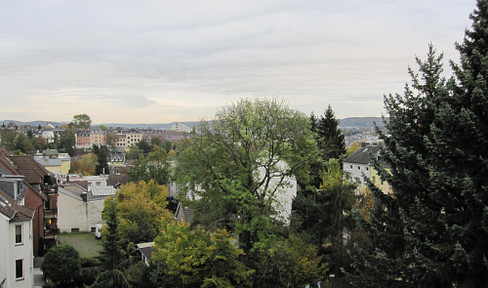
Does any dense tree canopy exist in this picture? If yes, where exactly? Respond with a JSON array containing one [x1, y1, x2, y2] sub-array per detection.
[[176, 99, 318, 252], [72, 114, 92, 129], [115, 180, 173, 244], [152, 222, 252, 288], [41, 244, 81, 287], [347, 2, 488, 286]]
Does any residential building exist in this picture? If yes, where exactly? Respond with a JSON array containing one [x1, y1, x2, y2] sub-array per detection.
[[343, 145, 381, 187], [343, 144, 393, 194], [0, 148, 59, 256], [0, 188, 35, 288], [134, 242, 155, 267], [90, 130, 107, 147], [169, 122, 191, 132], [57, 183, 115, 233], [34, 153, 71, 176], [76, 131, 91, 149], [115, 131, 143, 150]]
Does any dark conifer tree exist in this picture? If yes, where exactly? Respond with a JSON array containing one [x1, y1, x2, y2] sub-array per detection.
[[347, 1, 488, 286], [95, 145, 110, 175], [310, 105, 346, 188]]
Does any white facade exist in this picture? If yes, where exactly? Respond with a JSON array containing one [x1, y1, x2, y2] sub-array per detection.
[[0, 211, 34, 288], [57, 186, 112, 233], [343, 162, 370, 186]]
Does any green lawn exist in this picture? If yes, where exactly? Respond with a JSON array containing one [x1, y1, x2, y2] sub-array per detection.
[[58, 232, 103, 258]]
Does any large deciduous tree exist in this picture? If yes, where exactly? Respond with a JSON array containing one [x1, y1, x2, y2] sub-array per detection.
[[59, 128, 76, 156], [115, 180, 173, 244], [152, 222, 252, 288], [72, 114, 92, 130], [127, 147, 170, 185], [347, 1, 488, 285], [176, 99, 317, 253]]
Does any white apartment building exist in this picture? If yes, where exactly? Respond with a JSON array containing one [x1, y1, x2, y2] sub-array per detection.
[[0, 189, 34, 288]]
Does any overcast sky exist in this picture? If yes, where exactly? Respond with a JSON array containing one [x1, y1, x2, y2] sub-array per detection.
[[0, 0, 477, 124]]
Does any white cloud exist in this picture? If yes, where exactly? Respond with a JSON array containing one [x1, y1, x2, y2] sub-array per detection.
[[0, 0, 477, 123]]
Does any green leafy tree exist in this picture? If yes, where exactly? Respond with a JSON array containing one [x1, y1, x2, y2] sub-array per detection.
[[137, 139, 152, 155], [0, 130, 34, 155], [162, 140, 173, 153], [149, 136, 162, 148], [176, 99, 318, 253], [152, 222, 252, 288], [72, 114, 92, 129], [59, 128, 76, 156], [32, 136, 47, 152], [348, 4, 488, 285], [252, 235, 328, 288], [127, 147, 170, 185], [41, 244, 81, 287], [126, 145, 144, 161]]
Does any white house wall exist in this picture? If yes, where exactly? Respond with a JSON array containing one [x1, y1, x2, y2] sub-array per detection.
[[0, 215, 10, 288], [343, 162, 370, 186], [8, 219, 33, 288], [58, 192, 105, 233]]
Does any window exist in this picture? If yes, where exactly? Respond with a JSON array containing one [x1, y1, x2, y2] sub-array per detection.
[[357, 166, 361, 170], [15, 224, 22, 244], [45, 197, 51, 211], [350, 165, 353, 169], [366, 167, 369, 171], [15, 259, 23, 279]]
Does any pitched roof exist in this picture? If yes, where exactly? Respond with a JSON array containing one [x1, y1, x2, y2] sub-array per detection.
[[344, 145, 381, 165], [0, 188, 34, 221], [0, 147, 18, 174], [9, 156, 50, 184], [107, 174, 128, 187]]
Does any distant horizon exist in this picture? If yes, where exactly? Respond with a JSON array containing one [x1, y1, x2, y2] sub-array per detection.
[[1, 115, 384, 126], [1, 1, 475, 123]]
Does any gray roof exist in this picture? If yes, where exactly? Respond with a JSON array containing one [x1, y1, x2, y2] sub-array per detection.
[[344, 145, 381, 165]]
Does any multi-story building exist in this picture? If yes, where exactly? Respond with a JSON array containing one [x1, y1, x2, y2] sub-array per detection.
[[343, 144, 392, 194], [0, 189, 35, 288], [90, 130, 107, 147], [115, 131, 142, 150], [34, 152, 71, 176], [76, 131, 91, 149], [57, 183, 115, 233], [0, 148, 59, 256]]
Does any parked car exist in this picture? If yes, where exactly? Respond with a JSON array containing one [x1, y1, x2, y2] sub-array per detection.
[[95, 224, 103, 239]]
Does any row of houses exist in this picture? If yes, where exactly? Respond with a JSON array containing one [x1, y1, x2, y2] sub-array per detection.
[[0, 146, 125, 288], [0, 147, 58, 288]]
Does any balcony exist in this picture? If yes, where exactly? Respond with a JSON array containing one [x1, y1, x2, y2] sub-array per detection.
[[44, 209, 57, 219], [44, 228, 59, 240]]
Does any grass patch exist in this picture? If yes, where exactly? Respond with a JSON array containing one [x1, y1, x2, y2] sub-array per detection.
[[58, 232, 103, 258]]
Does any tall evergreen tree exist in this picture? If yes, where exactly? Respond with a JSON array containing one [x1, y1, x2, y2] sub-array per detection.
[[95, 145, 110, 175], [310, 105, 346, 188], [92, 197, 130, 288], [347, 2, 488, 286]]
